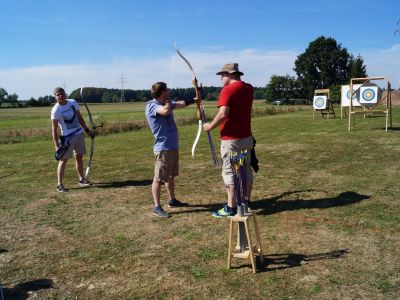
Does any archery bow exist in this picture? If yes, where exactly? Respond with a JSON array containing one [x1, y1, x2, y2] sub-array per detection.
[[176, 49, 219, 167], [80, 87, 103, 178]]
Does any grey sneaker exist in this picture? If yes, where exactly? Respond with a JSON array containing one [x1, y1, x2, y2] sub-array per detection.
[[79, 178, 92, 186], [153, 206, 171, 218], [57, 184, 68, 193], [168, 198, 189, 208]]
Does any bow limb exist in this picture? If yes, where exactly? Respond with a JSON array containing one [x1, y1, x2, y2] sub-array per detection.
[[191, 120, 202, 157], [191, 76, 205, 157], [80, 87, 98, 178], [176, 48, 219, 166], [192, 76, 219, 166]]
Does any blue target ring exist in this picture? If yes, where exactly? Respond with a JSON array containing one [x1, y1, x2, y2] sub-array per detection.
[[362, 88, 375, 102], [314, 97, 325, 108], [347, 89, 357, 100]]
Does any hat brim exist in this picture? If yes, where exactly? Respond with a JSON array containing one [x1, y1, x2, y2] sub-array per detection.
[[216, 71, 244, 76]]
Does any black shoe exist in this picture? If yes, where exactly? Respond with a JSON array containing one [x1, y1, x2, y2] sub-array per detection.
[[79, 178, 92, 186], [168, 198, 189, 208], [57, 184, 68, 193]]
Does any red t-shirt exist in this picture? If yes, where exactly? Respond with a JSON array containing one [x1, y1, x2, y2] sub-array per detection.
[[217, 81, 253, 140]]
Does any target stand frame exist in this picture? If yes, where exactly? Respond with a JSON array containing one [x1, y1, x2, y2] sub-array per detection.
[[348, 77, 393, 132], [313, 89, 336, 120]]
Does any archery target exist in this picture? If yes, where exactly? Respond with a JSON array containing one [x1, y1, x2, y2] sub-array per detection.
[[341, 84, 362, 107], [313, 96, 327, 109], [359, 83, 381, 108]]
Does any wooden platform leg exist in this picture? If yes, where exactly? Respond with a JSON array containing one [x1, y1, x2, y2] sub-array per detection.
[[227, 218, 234, 269], [252, 214, 264, 264], [244, 219, 256, 273]]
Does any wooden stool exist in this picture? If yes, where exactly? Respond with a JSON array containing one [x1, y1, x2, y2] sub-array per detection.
[[227, 213, 264, 273]]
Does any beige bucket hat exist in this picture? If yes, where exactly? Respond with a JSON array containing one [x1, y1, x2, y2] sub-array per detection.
[[216, 63, 244, 76]]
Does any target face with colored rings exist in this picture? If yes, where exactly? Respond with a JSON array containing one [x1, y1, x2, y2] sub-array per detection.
[[361, 88, 376, 102], [359, 84, 379, 108], [313, 95, 327, 109], [315, 97, 325, 107], [346, 89, 358, 100]]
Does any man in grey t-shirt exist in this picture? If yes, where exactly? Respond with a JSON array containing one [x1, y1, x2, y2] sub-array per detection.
[[145, 82, 195, 217]]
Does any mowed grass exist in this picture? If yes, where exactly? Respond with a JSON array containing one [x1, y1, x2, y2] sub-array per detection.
[[0, 104, 399, 299]]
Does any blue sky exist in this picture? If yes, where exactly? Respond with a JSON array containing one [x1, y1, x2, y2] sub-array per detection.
[[0, 0, 399, 99]]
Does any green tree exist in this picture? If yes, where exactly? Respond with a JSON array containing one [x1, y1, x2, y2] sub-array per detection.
[[6, 93, 18, 103], [101, 90, 117, 103], [253, 87, 267, 100], [265, 75, 301, 102], [348, 54, 368, 80], [112, 95, 120, 103], [0, 88, 8, 106], [294, 36, 351, 98]]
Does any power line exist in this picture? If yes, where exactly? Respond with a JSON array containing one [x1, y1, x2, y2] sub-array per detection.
[[117, 73, 128, 102]]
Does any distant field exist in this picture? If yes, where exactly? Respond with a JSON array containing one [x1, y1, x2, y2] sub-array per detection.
[[0, 100, 267, 125], [0, 104, 399, 299], [0, 100, 307, 143]]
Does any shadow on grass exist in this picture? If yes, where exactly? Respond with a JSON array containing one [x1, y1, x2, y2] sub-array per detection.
[[96, 179, 153, 188], [169, 202, 222, 215], [0, 249, 7, 254], [172, 190, 369, 215], [66, 179, 153, 190], [253, 190, 370, 215], [261, 249, 349, 271], [230, 249, 349, 272], [1, 279, 53, 300]]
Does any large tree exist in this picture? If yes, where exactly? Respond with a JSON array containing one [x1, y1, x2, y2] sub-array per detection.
[[294, 36, 352, 98]]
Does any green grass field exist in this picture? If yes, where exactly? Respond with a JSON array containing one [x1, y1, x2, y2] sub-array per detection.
[[0, 103, 399, 299]]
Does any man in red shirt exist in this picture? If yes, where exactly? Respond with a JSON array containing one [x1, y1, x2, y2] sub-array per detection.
[[203, 63, 254, 217]]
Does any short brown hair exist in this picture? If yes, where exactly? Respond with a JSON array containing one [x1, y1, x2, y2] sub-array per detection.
[[151, 82, 167, 99], [53, 87, 66, 95]]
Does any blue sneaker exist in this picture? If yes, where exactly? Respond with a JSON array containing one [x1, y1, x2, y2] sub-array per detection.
[[168, 198, 189, 208], [153, 206, 171, 218], [211, 205, 236, 218]]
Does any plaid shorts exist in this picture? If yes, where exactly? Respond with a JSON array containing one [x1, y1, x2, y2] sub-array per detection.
[[154, 150, 179, 182]]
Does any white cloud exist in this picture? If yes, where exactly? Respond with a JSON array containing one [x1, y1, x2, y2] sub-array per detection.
[[0, 45, 398, 100], [361, 44, 400, 89]]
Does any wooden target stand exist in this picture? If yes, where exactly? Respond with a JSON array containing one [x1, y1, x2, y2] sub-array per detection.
[[313, 89, 336, 119], [348, 77, 393, 132], [227, 212, 264, 273]]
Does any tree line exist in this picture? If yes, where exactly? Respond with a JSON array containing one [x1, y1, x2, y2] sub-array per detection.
[[0, 85, 268, 108]]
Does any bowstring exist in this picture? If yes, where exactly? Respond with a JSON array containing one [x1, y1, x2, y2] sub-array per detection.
[[169, 42, 177, 89]]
